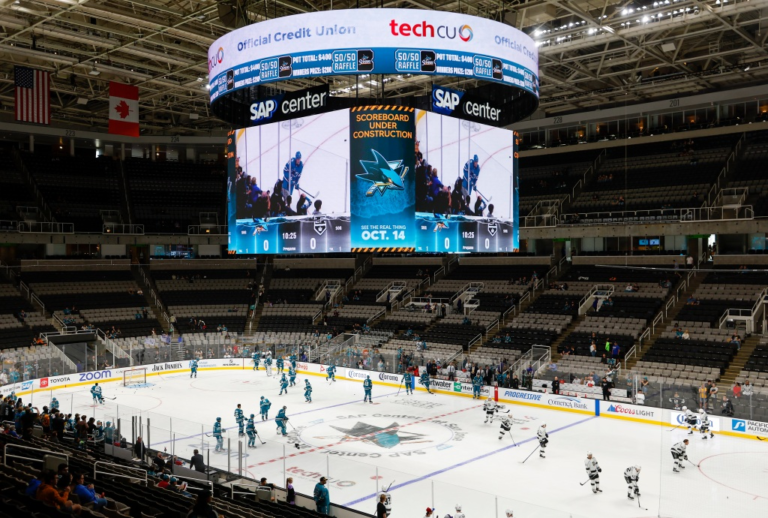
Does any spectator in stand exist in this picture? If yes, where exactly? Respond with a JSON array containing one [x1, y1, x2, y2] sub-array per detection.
[[37, 470, 82, 514], [682, 329, 690, 340], [743, 379, 754, 397], [134, 436, 147, 461], [187, 490, 222, 518], [600, 377, 612, 401], [732, 382, 742, 399], [72, 471, 108, 511], [698, 383, 708, 409], [589, 342, 597, 357], [153, 451, 167, 472], [552, 376, 560, 395], [721, 396, 734, 417], [708, 383, 719, 411], [313, 476, 330, 515], [286, 477, 296, 505], [191, 449, 205, 472], [686, 296, 700, 306], [730, 334, 741, 351]]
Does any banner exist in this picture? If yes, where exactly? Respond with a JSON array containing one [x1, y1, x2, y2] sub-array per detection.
[[248, 85, 329, 126], [349, 106, 416, 251], [108, 82, 139, 137], [207, 9, 539, 103], [670, 410, 721, 432], [431, 84, 503, 125]]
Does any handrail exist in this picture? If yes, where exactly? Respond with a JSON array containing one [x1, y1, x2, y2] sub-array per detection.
[[93, 461, 148, 484], [31, 293, 45, 314], [652, 311, 664, 333], [4, 443, 69, 466], [468, 333, 483, 348], [433, 266, 446, 283], [368, 308, 386, 324], [638, 327, 651, 346], [623, 344, 638, 367], [502, 304, 516, 323], [486, 319, 499, 334], [519, 291, 531, 307]]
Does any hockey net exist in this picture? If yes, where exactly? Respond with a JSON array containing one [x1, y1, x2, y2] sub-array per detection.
[[123, 368, 147, 387]]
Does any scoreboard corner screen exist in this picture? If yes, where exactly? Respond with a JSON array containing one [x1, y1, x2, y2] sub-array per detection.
[[227, 108, 518, 254]]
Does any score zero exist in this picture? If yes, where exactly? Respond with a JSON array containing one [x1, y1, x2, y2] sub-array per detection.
[[361, 230, 406, 240]]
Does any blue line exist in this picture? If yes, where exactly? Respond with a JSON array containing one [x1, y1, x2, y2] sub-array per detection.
[[343, 415, 597, 507], [150, 390, 399, 447]]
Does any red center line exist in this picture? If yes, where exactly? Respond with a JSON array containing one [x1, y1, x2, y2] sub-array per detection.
[[249, 404, 482, 468]]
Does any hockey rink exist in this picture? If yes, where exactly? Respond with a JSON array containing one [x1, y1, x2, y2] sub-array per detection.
[[39, 369, 768, 518]]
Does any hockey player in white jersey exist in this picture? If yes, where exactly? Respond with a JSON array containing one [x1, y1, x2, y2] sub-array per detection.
[[497, 414, 512, 440], [505, 511, 513, 518], [671, 438, 689, 473], [584, 452, 602, 493], [378, 486, 392, 517], [483, 397, 497, 424], [683, 406, 698, 435], [624, 465, 641, 500], [698, 408, 714, 439], [445, 504, 465, 518], [537, 423, 548, 458]]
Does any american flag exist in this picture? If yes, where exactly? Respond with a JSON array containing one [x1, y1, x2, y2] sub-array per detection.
[[15, 66, 50, 125]]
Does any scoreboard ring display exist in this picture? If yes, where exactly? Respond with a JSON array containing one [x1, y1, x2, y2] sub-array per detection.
[[208, 8, 539, 127], [218, 9, 534, 255]]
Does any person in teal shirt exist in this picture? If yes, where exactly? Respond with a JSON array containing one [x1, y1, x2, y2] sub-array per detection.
[[363, 375, 373, 403], [313, 477, 330, 515]]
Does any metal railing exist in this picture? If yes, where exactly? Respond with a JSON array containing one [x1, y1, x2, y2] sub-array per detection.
[[188, 225, 228, 235], [560, 204, 754, 225], [93, 461, 148, 484], [4, 443, 68, 466], [103, 224, 144, 235], [468, 333, 483, 348], [18, 221, 75, 233], [433, 266, 446, 283]]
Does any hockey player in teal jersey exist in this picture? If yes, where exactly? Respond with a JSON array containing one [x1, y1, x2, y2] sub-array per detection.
[[326, 364, 336, 382], [276, 406, 289, 436], [91, 383, 104, 404], [235, 404, 245, 436], [472, 374, 483, 399], [289, 354, 297, 369], [304, 380, 313, 402], [246, 415, 257, 448], [190, 358, 199, 378], [403, 371, 413, 395], [288, 366, 297, 386], [420, 371, 432, 394], [252, 352, 260, 371], [213, 417, 224, 452], [279, 374, 289, 395], [259, 396, 271, 420], [363, 375, 373, 403], [50, 397, 59, 411], [276, 357, 284, 373]]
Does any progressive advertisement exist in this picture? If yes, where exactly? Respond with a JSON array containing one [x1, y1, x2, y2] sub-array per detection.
[[208, 9, 539, 103]]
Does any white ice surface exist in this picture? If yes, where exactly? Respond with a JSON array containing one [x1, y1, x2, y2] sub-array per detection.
[[39, 369, 768, 518]]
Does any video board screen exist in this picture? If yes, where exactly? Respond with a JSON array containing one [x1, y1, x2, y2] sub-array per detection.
[[414, 110, 516, 252], [228, 107, 517, 254], [230, 110, 350, 254]]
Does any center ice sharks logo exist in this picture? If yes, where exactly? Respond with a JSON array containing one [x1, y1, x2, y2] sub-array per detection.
[[357, 149, 409, 197], [329, 421, 430, 449]]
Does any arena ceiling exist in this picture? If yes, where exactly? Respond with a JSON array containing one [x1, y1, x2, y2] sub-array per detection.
[[0, 0, 766, 135]]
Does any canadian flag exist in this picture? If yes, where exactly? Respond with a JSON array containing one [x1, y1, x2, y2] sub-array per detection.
[[109, 82, 139, 137]]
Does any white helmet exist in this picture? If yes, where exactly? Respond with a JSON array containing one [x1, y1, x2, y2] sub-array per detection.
[[541, 423, 546, 428], [635, 465, 642, 471], [455, 504, 462, 511], [586, 452, 592, 457], [506, 510, 514, 517], [682, 406, 687, 411], [698, 408, 705, 413]]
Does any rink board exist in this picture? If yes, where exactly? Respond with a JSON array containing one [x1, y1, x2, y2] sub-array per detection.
[[3, 358, 766, 441]]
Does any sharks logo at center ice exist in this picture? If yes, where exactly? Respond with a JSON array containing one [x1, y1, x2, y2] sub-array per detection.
[[356, 149, 409, 197], [329, 421, 428, 449]]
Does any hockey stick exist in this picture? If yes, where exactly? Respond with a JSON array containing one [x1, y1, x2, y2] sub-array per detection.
[[396, 375, 405, 396], [103, 397, 117, 401], [579, 479, 591, 486], [637, 495, 648, 511], [757, 436, 766, 441], [507, 431, 518, 447], [667, 423, 683, 432], [521, 444, 539, 464], [686, 458, 700, 468]]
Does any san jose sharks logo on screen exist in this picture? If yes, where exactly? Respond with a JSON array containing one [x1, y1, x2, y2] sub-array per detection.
[[357, 149, 409, 197], [279, 56, 292, 77]]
